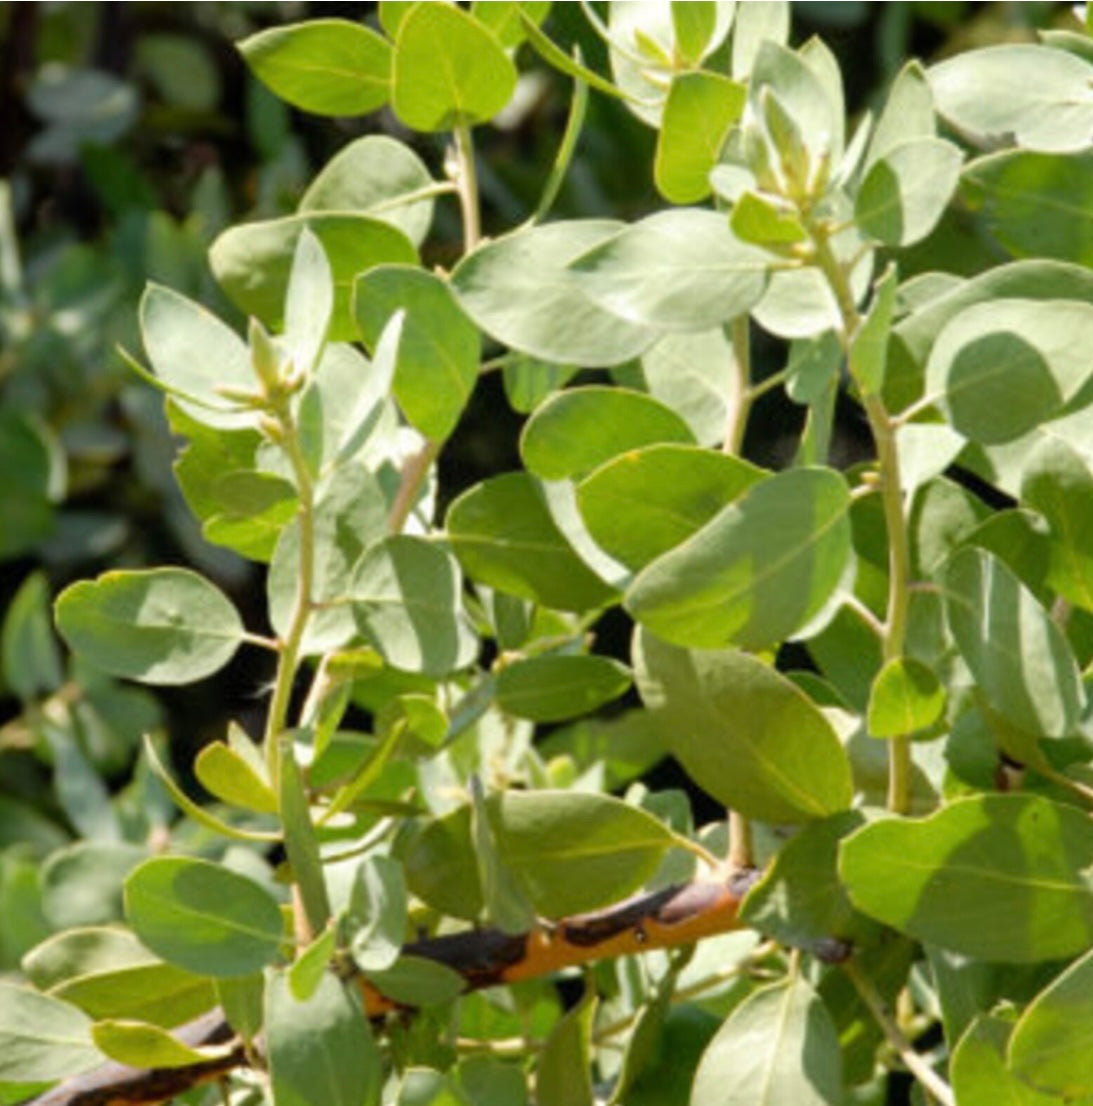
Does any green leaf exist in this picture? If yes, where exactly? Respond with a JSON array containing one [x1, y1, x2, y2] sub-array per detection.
[[639, 327, 740, 445], [855, 137, 963, 247], [124, 857, 284, 977], [749, 40, 842, 174], [289, 926, 338, 1002], [655, 72, 746, 204], [962, 150, 1093, 267], [1021, 437, 1093, 611], [520, 386, 695, 482], [446, 473, 618, 612], [451, 221, 657, 366], [634, 631, 854, 823], [0, 410, 56, 559], [401, 805, 482, 920], [730, 189, 808, 246], [866, 657, 945, 738], [731, 0, 789, 79], [195, 740, 277, 815], [138, 284, 256, 429], [943, 547, 1084, 739], [284, 228, 333, 379], [577, 446, 767, 572], [471, 1, 551, 49], [690, 976, 842, 1106], [495, 790, 680, 917], [929, 44, 1093, 153], [470, 777, 537, 935], [536, 992, 596, 1106], [2, 571, 62, 700], [568, 209, 770, 331], [864, 61, 935, 171], [671, 2, 718, 65], [268, 462, 389, 656], [923, 298, 1093, 444], [52, 961, 215, 1028], [626, 466, 853, 650], [301, 136, 435, 247], [347, 854, 407, 973], [849, 263, 897, 395], [91, 1019, 229, 1069], [266, 971, 381, 1106], [239, 19, 391, 117], [365, 955, 464, 1007], [502, 356, 577, 415], [391, 2, 516, 131], [741, 812, 870, 954], [354, 265, 479, 441], [1008, 945, 1093, 1098], [951, 1016, 1058, 1106], [495, 654, 631, 722], [0, 986, 100, 1082], [210, 213, 417, 341], [349, 535, 479, 677], [839, 793, 1093, 962], [41, 843, 149, 930], [55, 569, 245, 686]]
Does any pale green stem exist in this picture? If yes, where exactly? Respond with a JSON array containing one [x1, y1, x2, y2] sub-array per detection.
[[453, 122, 481, 253], [264, 419, 316, 785], [387, 438, 441, 534], [528, 70, 589, 226], [728, 810, 754, 870], [810, 227, 913, 814], [724, 315, 752, 456], [844, 960, 955, 1106]]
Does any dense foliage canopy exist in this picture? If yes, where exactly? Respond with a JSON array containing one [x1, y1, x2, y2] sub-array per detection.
[[4, 3, 1093, 1105]]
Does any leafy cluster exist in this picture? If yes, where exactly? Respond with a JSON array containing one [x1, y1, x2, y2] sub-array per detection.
[[6, 3, 1093, 1105]]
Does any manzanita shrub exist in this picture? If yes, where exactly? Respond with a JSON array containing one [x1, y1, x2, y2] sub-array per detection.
[[8, 3, 1093, 1105]]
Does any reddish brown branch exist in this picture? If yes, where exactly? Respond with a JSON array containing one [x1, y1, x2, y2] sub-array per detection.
[[21, 869, 759, 1106]]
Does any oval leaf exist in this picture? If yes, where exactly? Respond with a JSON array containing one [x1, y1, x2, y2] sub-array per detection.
[[354, 265, 479, 440], [266, 971, 381, 1106], [943, 547, 1084, 739], [349, 535, 479, 677], [392, 2, 516, 131], [569, 209, 770, 331], [494, 789, 680, 917], [139, 284, 256, 429], [690, 976, 841, 1106], [1008, 945, 1093, 1098], [839, 793, 1093, 962], [0, 986, 100, 1082], [55, 568, 245, 686], [496, 654, 631, 723], [866, 657, 945, 738], [854, 137, 963, 247], [929, 45, 1093, 154], [923, 298, 1093, 445], [626, 467, 852, 650], [577, 445, 767, 571], [655, 71, 746, 204], [91, 1019, 229, 1070], [239, 19, 391, 116], [124, 857, 284, 977], [452, 221, 658, 366], [634, 630, 854, 823], [520, 387, 695, 482], [300, 135, 435, 246], [446, 473, 618, 612], [210, 213, 417, 341]]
